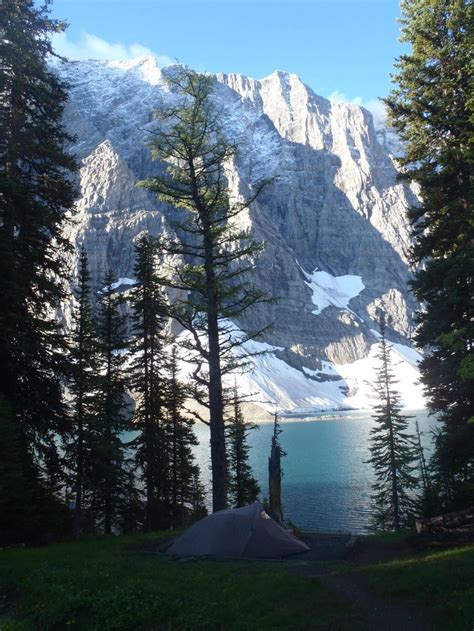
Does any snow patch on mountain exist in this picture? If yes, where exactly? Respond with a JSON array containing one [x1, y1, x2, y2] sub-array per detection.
[[175, 321, 423, 414], [237, 334, 424, 414], [335, 340, 424, 410], [101, 277, 136, 293], [107, 56, 164, 85], [370, 329, 422, 366], [298, 262, 365, 315]]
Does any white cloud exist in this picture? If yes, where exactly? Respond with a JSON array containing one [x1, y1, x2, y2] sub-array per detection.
[[328, 90, 362, 106], [328, 91, 387, 126], [363, 98, 387, 127], [51, 31, 173, 67]]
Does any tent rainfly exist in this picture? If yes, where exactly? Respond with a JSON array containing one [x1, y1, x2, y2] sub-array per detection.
[[167, 502, 310, 558]]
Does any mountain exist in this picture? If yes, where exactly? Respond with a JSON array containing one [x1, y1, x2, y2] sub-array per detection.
[[58, 56, 423, 413]]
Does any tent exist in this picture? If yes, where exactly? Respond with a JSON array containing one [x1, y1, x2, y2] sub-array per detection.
[[167, 502, 310, 558]]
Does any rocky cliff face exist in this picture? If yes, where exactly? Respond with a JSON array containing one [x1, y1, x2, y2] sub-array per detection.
[[58, 56, 423, 412]]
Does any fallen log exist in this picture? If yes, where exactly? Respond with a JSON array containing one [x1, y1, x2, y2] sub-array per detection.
[[408, 529, 474, 550], [416, 506, 474, 534]]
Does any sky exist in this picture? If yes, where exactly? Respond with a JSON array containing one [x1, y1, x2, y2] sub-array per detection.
[[49, 0, 406, 118]]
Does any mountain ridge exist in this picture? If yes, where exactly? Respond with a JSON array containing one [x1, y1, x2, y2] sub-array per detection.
[[58, 56, 424, 412]]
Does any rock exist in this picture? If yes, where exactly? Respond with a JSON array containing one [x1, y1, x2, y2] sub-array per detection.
[[57, 57, 424, 412]]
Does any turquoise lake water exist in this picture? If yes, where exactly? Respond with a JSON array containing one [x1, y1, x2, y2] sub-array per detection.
[[193, 410, 437, 534]]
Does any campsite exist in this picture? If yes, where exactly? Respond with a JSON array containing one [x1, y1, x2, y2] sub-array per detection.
[[1, 519, 473, 630], [1, 0, 473, 628], [167, 503, 310, 559]]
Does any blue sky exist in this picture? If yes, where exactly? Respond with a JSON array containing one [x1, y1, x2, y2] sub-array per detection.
[[50, 0, 405, 115]]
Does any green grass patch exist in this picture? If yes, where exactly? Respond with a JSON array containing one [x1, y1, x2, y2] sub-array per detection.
[[355, 544, 474, 631], [0, 534, 361, 630]]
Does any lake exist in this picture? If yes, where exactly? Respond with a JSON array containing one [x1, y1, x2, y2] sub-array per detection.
[[193, 410, 437, 534]]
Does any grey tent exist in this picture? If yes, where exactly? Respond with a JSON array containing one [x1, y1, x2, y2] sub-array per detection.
[[167, 502, 310, 558]]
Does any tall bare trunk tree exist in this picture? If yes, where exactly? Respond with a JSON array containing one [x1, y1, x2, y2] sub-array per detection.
[[268, 413, 285, 524], [140, 68, 272, 511]]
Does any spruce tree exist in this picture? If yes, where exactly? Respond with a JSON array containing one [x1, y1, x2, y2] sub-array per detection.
[[164, 345, 203, 524], [119, 468, 144, 534], [0, 0, 77, 536], [226, 386, 260, 507], [93, 271, 133, 534], [189, 469, 206, 519], [386, 0, 473, 506], [67, 250, 99, 538], [128, 235, 168, 530], [139, 67, 271, 512], [0, 395, 38, 544], [0, 394, 70, 544], [367, 315, 418, 531]]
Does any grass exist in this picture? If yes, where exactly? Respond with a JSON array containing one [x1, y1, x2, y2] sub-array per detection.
[[353, 541, 474, 631], [2, 531, 473, 630], [0, 533, 361, 631]]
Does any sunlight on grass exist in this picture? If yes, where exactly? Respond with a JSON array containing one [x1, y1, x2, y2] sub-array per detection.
[[357, 545, 474, 631]]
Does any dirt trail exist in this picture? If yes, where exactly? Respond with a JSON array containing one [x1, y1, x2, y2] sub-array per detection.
[[316, 571, 432, 631], [286, 534, 434, 631]]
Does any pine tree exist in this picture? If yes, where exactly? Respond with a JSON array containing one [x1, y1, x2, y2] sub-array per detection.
[[67, 250, 99, 538], [128, 235, 169, 530], [367, 315, 418, 531], [164, 345, 204, 524], [93, 271, 134, 534], [226, 386, 260, 507], [0, 0, 77, 536], [385, 0, 473, 506], [139, 67, 271, 512]]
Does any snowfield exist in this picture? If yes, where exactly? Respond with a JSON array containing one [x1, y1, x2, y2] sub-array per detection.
[[174, 321, 424, 415], [235, 337, 424, 414], [298, 261, 365, 316]]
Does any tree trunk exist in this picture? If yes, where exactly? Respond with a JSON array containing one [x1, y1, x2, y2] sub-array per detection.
[[383, 341, 400, 531], [268, 445, 283, 525], [104, 310, 113, 535], [73, 417, 83, 539], [203, 218, 227, 512], [172, 405, 178, 518], [143, 333, 154, 532], [144, 422, 154, 532], [73, 355, 85, 539], [208, 316, 227, 512]]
